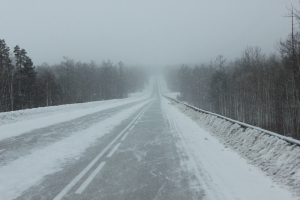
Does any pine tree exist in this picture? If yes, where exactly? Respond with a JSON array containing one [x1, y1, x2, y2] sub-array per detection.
[[0, 39, 12, 111]]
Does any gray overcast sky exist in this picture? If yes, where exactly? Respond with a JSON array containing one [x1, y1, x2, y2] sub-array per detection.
[[0, 0, 299, 68]]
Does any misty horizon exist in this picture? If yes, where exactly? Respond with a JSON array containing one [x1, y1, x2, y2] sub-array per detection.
[[1, 0, 298, 68]]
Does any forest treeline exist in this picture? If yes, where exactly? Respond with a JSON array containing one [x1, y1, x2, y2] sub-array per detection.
[[164, 9, 300, 140], [0, 39, 147, 112]]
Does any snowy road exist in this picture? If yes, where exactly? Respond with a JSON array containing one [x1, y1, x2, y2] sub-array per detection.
[[0, 81, 297, 200]]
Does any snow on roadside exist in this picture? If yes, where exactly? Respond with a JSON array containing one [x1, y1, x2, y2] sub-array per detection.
[[163, 92, 180, 100], [162, 97, 297, 200], [0, 98, 140, 127], [0, 78, 154, 141], [168, 98, 300, 197], [0, 77, 153, 127], [158, 75, 180, 100], [0, 99, 152, 200]]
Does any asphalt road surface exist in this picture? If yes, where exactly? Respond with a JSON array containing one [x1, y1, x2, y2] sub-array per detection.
[[0, 84, 203, 200]]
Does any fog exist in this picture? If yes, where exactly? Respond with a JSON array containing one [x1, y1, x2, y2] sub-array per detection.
[[0, 0, 298, 68]]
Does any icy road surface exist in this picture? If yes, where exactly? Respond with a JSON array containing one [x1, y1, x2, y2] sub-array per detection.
[[0, 82, 297, 200]]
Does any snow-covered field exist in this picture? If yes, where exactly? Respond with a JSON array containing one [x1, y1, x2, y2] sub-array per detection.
[[0, 79, 153, 141], [0, 91, 149, 128], [160, 78, 300, 198]]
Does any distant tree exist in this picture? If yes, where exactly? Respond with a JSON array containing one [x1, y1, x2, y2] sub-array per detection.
[[20, 56, 36, 108], [35, 64, 61, 107], [13, 46, 36, 109], [0, 39, 148, 115], [163, 66, 179, 92], [0, 39, 13, 111], [117, 61, 126, 98], [214, 55, 226, 70], [209, 68, 228, 114]]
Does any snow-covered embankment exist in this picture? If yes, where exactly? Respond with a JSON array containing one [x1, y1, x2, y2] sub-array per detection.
[[167, 97, 300, 196]]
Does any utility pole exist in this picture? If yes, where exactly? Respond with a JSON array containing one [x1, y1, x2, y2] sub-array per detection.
[[284, 5, 296, 65], [284, 5, 299, 98], [284, 4, 300, 138]]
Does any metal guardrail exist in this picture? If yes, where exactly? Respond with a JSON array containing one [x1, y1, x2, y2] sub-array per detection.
[[162, 93, 300, 147]]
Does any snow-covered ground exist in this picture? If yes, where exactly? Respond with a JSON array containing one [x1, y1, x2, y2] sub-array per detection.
[[160, 76, 300, 199], [162, 98, 297, 199], [0, 79, 153, 141], [159, 78, 180, 100]]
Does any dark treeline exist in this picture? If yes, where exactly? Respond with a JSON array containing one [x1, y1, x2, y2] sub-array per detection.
[[0, 39, 147, 112], [164, 8, 300, 140]]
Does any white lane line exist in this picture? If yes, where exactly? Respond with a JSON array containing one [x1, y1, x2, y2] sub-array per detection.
[[121, 132, 130, 141], [53, 100, 154, 200], [75, 162, 106, 194], [107, 143, 121, 158], [129, 125, 135, 131], [0, 149, 5, 153]]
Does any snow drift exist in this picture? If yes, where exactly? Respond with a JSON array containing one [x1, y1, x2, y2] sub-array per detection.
[[0, 77, 154, 128], [167, 97, 300, 196]]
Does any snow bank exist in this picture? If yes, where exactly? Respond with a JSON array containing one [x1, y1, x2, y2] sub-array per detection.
[[0, 100, 125, 126], [163, 92, 180, 100], [158, 76, 180, 100], [0, 77, 154, 127], [169, 99, 300, 196]]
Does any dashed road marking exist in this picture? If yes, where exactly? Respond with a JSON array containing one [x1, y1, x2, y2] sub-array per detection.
[[107, 143, 121, 158], [121, 132, 130, 141], [53, 100, 154, 200], [129, 125, 135, 131], [75, 162, 106, 194]]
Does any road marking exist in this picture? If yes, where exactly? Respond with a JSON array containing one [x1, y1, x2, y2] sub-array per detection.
[[0, 149, 5, 153], [75, 162, 106, 194], [53, 100, 154, 200], [107, 143, 121, 157], [129, 125, 135, 131], [121, 132, 130, 141]]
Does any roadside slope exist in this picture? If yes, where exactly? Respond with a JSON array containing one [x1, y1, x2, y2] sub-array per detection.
[[162, 94, 297, 200]]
